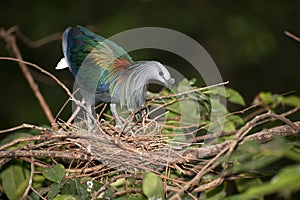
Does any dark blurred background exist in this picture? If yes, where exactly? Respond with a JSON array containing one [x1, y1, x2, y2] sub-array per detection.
[[0, 0, 299, 128]]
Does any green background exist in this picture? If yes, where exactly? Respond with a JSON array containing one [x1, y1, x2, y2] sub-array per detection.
[[0, 0, 299, 128]]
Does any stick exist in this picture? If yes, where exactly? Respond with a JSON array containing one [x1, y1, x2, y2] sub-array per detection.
[[0, 28, 55, 125], [285, 31, 300, 42]]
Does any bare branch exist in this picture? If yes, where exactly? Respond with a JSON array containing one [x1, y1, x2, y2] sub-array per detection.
[[20, 157, 35, 200], [0, 28, 55, 125], [285, 31, 300, 42], [0, 150, 91, 161]]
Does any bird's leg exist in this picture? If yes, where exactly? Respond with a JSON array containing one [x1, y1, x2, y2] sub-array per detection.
[[85, 100, 95, 132], [110, 103, 123, 128]]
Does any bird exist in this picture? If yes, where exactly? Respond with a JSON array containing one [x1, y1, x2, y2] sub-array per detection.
[[56, 25, 174, 131]]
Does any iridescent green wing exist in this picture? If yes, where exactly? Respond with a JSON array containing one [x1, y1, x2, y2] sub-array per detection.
[[63, 25, 133, 94]]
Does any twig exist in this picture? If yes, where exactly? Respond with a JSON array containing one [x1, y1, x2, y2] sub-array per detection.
[[253, 106, 300, 127], [12, 26, 61, 48], [0, 132, 77, 151], [20, 157, 34, 200], [113, 188, 142, 198], [243, 121, 300, 143], [147, 81, 229, 101], [193, 177, 224, 193], [31, 186, 47, 200], [0, 57, 73, 98], [0, 123, 50, 134], [285, 31, 300, 42], [0, 124, 51, 134], [192, 105, 300, 143], [68, 163, 104, 174], [0, 150, 91, 160], [0, 28, 55, 125], [66, 98, 85, 126], [21, 157, 49, 169], [91, 175, 129, 200], [180, 121, 300, 162], [170, 146, 229, 200]]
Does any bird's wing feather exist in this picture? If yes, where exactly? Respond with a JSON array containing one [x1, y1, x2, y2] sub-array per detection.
[[62, 25, 133, 95]]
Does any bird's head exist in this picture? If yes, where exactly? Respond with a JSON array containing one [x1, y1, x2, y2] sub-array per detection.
[[144, 61, 175, 88]]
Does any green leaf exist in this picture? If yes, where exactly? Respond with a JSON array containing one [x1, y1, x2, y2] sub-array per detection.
[[0, 160, 30, 200], [235, 178, 263, 194], [142, 172, 164, 200], [258, 92, 273, 104], [48, 179, 68, 200], [229, 139, 288, 174], [53, 195, 77, 200], [110, 178, 126, 188], [226, 88, 245, 106], [223, 115, 244, 132], [281, 95, 300, 107], [42, 164, 66, 183], [61, 179, 89, 200], [206, 182, 226, 200], [231, 164, 300, 199]]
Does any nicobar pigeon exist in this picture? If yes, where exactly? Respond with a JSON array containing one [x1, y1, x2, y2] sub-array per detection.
[[56, 25, 174, 131]]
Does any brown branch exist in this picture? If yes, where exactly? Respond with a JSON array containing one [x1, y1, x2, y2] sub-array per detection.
[[192, 177, 224, 193], [0, 27, 55, 125], [0, 132, 80, 151], [243, 121, 300, 142], [285, 31, 300, 42], [0, 57, 73, 99], [190, 106, 300, 143], [12, 26, 61, 48], [20, 157, 34, 200], [0, 150, 91, 161], [91, 175, 131, 200], [0, 123, 51, 135], [180, 121, 300, 161]]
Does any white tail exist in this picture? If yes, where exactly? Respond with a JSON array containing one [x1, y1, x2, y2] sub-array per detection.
[[55, 58, 68, 70]]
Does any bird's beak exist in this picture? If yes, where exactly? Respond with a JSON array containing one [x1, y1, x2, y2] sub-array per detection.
[[166, 78, 175, 88]]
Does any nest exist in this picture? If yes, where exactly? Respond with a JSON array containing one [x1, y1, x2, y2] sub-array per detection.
[[57, 117, 186, 171]]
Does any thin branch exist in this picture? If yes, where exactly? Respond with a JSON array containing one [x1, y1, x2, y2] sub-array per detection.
[[20, 157, 34, 200], [179, 121, 300, 161], [0, 28, 55, 125], [91, 175, 129, 200], [170, 146, 229, 200], [192, 177, 224, 193], [31, 186, 47, 200], [0, 150, 91, 161], [147, 81, 229, 101], [0, 123, 50, 134], [285, 31, 300, 42], [13, 26, 61, 48], [0, 57, 73, 98]]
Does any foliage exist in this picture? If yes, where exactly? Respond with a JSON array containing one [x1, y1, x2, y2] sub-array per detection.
[[0, 75, 299, 199]]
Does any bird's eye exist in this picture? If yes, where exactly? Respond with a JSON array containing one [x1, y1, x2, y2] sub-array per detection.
[[159, 71, 164, 76]]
